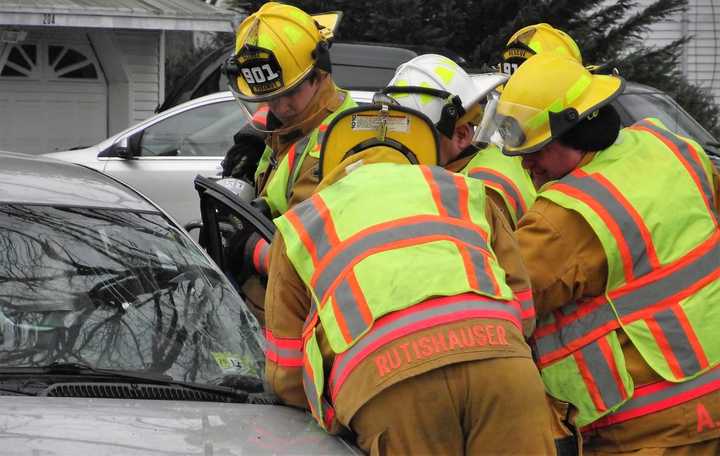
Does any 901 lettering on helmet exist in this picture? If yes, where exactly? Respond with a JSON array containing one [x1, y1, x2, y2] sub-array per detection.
[[236, 46, 284, 96]]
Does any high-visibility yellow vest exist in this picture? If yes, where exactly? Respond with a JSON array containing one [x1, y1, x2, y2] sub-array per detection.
[[461, 144, 537, 226], [534, 118, 720, 428], [275, 163, 529, 430], [255, 92, 357, 216]]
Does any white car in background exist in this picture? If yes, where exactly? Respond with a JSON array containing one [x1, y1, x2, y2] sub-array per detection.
[[45, 90, 374, 229]]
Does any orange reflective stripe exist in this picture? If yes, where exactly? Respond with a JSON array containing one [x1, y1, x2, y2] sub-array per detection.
[[515, 288, 536, 320], [468, 166, 528, 219], [584, 364, 720, 430], [420, 165, 468, 220], [327, 293, 523, 400], [582, 170, 659, 269], [535, 232, 720, 366], [551, 169, 659, 282], [574, 338, 627, 413], [309, 215, 491, 305], [284, 208, 320, 265], [265, 329, 303, 367], [329, 288, 354, 344], [253, 105, 269, 128], [632, 121, 718, 226], [252, 238, 270, 275], [285, 196, 340, 267], [646, 305, 709, 379], [285, 135, 312, 201]]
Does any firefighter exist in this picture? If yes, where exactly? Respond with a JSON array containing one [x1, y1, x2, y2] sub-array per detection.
[[222, 2, 357, 218], [263, 101, 555, 454], [492, 51, 720, 454], [219, 3, 357, 324], [380, 54, 536, 229]]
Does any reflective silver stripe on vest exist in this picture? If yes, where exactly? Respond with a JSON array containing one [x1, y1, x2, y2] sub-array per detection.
[[328, 297, 522, 394], [611, 240, 719, 315], [302, 368, 322, 416], [652, 308, 704, 376], [466, 245, 499, 294], [469, 169, 524, 218], [333, 277, 367, 340], [285, 135, 312, 201], [303, 302, 318, 333], [426, 165, 463, 219], [592, 365, 720, 427], [580, 341, 624, 410], [562, 173, 653, 278], [292, 198, 334, 260], [312, 219, 490, 302], [637, 120, 716, 210], [536, 239, 720, 359]]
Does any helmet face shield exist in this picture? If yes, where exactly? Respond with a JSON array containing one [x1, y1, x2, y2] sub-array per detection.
[[474, 98, 545, 154]]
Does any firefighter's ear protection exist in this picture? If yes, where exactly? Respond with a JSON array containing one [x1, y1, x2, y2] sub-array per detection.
[[319, 104, 440, 180], [380, 86, 465, 139]]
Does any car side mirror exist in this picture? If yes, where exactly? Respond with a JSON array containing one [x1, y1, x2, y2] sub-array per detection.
[[104, 137, 134, 159]]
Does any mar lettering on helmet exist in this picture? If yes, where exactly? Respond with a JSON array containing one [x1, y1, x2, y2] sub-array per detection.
[[500, 23, 582, 76]]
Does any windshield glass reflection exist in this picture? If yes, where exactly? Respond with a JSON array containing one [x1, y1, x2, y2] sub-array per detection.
[[0, 204, 264, 383]]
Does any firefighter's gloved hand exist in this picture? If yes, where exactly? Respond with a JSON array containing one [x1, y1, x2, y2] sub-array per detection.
[[219, 374, 264, 392], [229, 230, 269, 284], [247, 391, 282, 405], [221, 125, 267, 180]]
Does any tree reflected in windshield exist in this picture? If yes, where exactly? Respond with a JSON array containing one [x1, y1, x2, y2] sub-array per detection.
[[0, 205, 264, 384]]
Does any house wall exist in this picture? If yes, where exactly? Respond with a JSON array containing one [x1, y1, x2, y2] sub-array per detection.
[[115, 30, 162, 125], [639, 0, 720, 105]]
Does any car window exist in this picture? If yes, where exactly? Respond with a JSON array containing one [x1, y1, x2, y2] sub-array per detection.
[[139, 101, 246, 157], [616, 92, 717, 146], [0, 204, 264, 382]]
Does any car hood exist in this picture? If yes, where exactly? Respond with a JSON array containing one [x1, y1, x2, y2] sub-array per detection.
[[43, 148, 101, 165], [0, 397, 356, 455]]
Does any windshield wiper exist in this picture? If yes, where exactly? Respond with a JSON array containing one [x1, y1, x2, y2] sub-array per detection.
[[0, 362, 255, 402]]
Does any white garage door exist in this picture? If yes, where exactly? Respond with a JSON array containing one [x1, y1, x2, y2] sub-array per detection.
[[0, 36, 107, 154]]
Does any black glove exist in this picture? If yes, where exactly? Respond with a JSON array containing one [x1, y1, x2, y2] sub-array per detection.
[[221, 124, 267, 180], [219, 373, 264, 392], [227, 230, 268, 284]]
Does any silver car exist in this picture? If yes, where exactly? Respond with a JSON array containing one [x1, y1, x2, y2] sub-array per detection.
[[45, 91, 374, 230], [0, 151, 357, 455]]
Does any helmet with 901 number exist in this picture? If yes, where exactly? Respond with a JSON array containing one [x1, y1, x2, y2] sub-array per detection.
[[493, 52, 624, 156], [500, 23, 582, 76], [222, 2, 338, 102]]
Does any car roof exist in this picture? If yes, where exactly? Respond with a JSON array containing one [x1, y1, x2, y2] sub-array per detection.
[[0, 151, 158, 212]]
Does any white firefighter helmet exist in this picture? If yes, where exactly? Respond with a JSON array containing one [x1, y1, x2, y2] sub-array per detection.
[[379, 54, 507, 138]]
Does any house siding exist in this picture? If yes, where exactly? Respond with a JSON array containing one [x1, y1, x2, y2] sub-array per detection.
[[639, 0, 720, 105], [115, 30, 160, 122]]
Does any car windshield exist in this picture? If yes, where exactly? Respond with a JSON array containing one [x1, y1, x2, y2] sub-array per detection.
[[0, 204, 264, 383], [617, 91, 718, 147]]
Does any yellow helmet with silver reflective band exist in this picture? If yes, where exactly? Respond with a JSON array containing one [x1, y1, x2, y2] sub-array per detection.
[[223, 2, 338, 102], [500, 23, 582, 76], [493, 52, 624, 156]]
